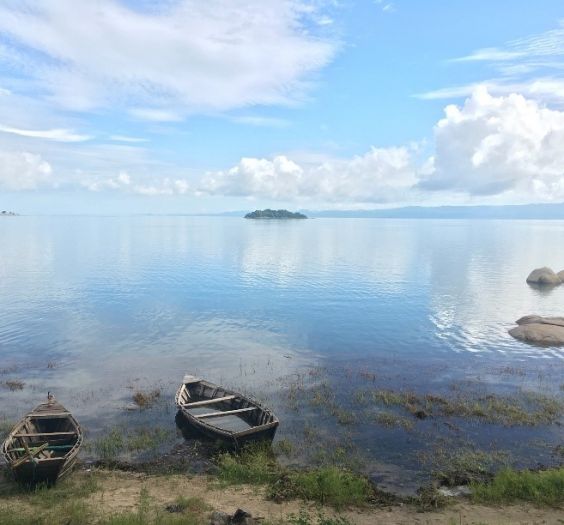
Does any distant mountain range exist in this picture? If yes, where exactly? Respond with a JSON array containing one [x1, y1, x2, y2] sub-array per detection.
[[218, 203, 564, 220]]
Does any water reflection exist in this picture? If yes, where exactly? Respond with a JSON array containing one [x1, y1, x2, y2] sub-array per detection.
[[0, 217, 563, 482]]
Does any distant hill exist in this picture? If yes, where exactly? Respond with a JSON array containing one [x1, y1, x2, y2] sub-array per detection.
[[244, 209, 307, 219], [302, 203, 564, 220]]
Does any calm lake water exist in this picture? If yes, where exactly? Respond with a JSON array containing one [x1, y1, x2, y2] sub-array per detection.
[[1, 217, 563, 492]]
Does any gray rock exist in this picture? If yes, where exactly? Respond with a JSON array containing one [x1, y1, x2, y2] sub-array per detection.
[[209, 509, 254, 525], [558, 270, 564, 283], [437, 485, 472, 497], [210, 511, 230, 525], [526, 267, 561, 286], [509, 315, 564, 345]]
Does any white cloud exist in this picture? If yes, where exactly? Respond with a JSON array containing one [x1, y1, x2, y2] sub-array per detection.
[[200, 147, 417, 203], [0, 124, 91, 142], [0, 151, 52, 190], [83, 170, 191, 196], [109, 135, 149, 143], [231, 116, 290, 128], [454, 20, 564, 63], [0, 0, 337, 118], [419, 87, 564, 199]]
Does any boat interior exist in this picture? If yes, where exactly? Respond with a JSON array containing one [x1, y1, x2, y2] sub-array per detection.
[[178, 379, 277, 432], [4, 415, 79, 466]]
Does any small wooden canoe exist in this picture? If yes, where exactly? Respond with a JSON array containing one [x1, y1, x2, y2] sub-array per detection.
[[175, 375, 279, 447], [1, 396, 83, 484]]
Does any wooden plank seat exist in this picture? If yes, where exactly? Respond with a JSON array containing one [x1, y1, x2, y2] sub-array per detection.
[[181, 395, 236, 407], [13, 432, 77, 438], [28, 412, 71, 418], [195, 407, 257, 419]]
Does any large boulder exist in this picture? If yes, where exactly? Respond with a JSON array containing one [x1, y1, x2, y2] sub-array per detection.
[[509, 315, 564, 345], [526, 267, 561, 286], [558, 270, 564, 283]]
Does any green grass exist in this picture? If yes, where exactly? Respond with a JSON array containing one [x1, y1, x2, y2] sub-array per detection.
[[94, 428, 126, 460], [216, 444, 372, 509], [216, 443, 279, 485], [374, 411, 414, 430], [92, 426, 173, 461], [471, 467, 564, 506], [369, 388, 563, 426], [275, 467, 372, 509]]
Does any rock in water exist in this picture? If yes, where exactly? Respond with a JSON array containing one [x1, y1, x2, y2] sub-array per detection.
[[526, 267, 561, 286], [509, 315, 564, 345], [558, 270, 564, 282]]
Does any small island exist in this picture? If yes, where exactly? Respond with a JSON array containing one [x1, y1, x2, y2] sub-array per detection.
[[244, 209, 307, 219], [1, 211, 18, 216]]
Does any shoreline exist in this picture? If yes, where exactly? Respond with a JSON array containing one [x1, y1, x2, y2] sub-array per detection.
[[1, 465, 563, 524]]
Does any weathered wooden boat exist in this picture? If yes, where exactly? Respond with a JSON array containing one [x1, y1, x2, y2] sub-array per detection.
[[175, 375, 279, 446], [1, 395, 83, 484]]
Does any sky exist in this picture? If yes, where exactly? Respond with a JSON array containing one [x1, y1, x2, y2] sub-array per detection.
[[1, 0, 564, 214]]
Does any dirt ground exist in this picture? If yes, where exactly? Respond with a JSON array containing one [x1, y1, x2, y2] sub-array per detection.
[[87, 470, 563, 525]]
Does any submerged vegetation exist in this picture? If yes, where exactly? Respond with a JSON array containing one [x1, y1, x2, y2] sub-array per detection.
[[132, 389, 162, 409]]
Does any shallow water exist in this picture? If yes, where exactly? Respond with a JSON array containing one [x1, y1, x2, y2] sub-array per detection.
[[1, 217, 563, 491]]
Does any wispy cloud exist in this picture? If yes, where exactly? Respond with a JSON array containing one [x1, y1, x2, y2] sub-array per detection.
[[419, 20, 564, 105], [231, 116, 290, 128], [374, 0, 395, 13], [109, 135, 149, 144], [0, 125, 91, 142], [0, 0, 338, 119], [453, 20, 564, 63]]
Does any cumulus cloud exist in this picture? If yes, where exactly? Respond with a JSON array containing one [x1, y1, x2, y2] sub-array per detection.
[[200, 88, 564, 204], [419, 87, 564, 199], [0, 0, 337, 117], [200, 147, 418, 203], [4, 88, 564, 205], [0, 151, 52, 190]]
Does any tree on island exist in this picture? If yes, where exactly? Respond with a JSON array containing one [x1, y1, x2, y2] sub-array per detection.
[[244, 209, 307, 219]]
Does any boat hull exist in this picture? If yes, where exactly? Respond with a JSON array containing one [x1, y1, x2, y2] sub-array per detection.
[[175, 376, 279, 448], [1, 399, 83, 485]]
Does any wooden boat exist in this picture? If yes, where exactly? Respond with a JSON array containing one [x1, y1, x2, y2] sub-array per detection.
[[175, 375, 279, 447], [1, 395, 83, 484]]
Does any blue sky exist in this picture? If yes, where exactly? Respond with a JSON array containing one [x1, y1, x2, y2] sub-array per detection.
[[1, 0, 564, 213]]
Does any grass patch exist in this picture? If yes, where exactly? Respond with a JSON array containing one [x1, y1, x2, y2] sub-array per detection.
[[168, 495, 209, 514], [421, 448, 508, 486], [94, 428, 125, 460], [275, 438, 294, 456], [216, 442, 279, 485], [92, 426, 172, 461], [471, 467, 564, 506], [2, 380, 25, 391], [374, 411, 414, 430], [369, 388, 563, 426], [270, 467, 372, 509], [216, 444, 372, 508], [127, 428, 172, 452]]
